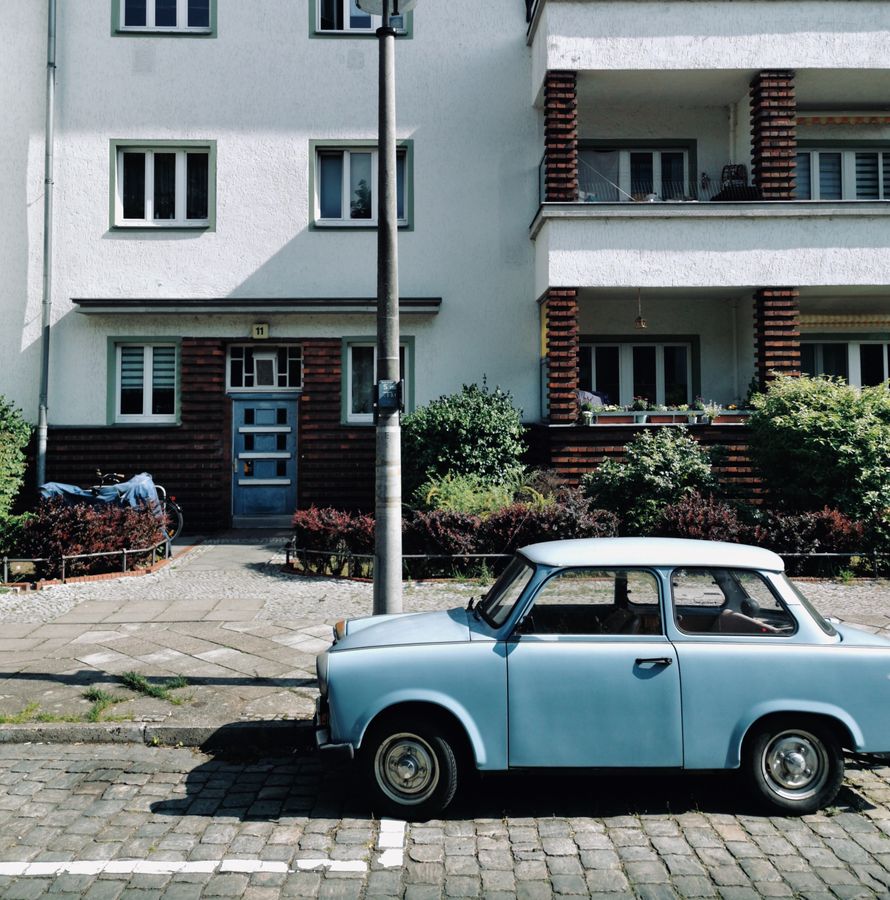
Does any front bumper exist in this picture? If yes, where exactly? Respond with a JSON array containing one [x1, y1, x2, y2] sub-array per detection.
[[315, 696, 354, 761]]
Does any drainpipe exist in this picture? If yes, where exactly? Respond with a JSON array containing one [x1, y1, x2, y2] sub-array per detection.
[[36, 0, 57, 487]]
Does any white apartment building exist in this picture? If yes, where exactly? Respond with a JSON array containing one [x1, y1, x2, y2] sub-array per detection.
[[3, 1, 889, 529]]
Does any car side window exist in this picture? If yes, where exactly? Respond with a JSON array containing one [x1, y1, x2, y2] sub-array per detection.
[[673, 567, 796, 636], [518, 568, 661, 636]]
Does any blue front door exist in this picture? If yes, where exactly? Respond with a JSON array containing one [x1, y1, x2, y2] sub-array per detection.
[[231, 396, 297, 527]]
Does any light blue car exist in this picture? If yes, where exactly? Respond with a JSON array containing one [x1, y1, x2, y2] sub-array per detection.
[[315, 538, 890, 817]]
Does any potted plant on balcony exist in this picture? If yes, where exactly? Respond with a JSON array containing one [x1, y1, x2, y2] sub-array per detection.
[[579, 401, 595, 426], [630, 396, 652, 424]]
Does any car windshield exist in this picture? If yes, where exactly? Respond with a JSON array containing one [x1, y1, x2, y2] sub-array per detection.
[[780, 575, 838, 637], [477, 556, 536, 628]]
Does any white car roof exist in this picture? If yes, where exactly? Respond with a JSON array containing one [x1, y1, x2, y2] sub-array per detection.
[[519, 537, 785, 572]]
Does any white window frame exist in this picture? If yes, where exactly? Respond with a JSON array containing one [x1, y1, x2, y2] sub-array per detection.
[[315, 146, 408, 226], [114, 145, 211, 228], [579, 148, 690, 202], [582, 342, 693, 407], [801, 340, 890, 388], [345, 342, 409, 424], [227, 345, 304, 393], [115, 343, 177, 424], [118, 0, 212, 32], [795, 148, 890, 201], [316, 0, 408, 33]]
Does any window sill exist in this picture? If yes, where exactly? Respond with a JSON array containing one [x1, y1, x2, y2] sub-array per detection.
[[111, 419, 180, 427], [313, 220, 411, 231], [111, 222, 212, 232], [115, 27, 214, 37]]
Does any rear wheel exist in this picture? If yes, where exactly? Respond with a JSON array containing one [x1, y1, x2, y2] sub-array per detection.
[[745, 719, 844, 814], [164, 501, 184, 541], [361, 714, 460, 819]]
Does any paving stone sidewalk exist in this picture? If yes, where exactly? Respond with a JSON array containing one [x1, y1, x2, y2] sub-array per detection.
[[0, 532, 888, 746]]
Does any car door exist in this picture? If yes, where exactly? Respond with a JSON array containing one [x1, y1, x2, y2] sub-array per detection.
[[505, 567, 683, 768]]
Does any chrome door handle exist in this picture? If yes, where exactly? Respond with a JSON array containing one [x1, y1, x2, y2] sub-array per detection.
[[635, 657, 673, 666]]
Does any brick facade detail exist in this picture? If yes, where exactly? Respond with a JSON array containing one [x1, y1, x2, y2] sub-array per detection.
[[544, 288, 580, 423], [750, 70, 797, 200], [297, 340, 375, 511], [753, 287, 801, 387], [544, 70, 578, 202]]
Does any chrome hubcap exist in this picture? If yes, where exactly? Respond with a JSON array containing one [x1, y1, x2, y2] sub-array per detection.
[[763, 730, 828, 800], [375, 733, 439, 805]]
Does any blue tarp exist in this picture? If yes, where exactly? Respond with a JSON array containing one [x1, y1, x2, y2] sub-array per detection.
[[40, 472, 163, 520]]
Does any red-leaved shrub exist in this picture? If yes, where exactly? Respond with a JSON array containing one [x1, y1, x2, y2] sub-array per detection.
[[15, 499, 167, 579], [658, 492, 753, 544], [292, 507, 375, 575], [753, 507, 865, 555]]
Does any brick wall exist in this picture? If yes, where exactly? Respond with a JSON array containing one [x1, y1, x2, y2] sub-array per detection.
[[750, 70, 797, 200], [544, 70, 578, 202], [753, 287, 801, 387], [543, 288, 580, 424]]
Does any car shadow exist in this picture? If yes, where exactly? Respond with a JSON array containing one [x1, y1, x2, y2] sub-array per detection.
[[149, 748, 875, 823]]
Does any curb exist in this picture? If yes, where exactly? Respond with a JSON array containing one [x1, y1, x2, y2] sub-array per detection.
[[0, 719, 316, 753]]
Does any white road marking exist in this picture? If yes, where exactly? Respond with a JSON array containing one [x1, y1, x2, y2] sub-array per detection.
[[0, 818, 410, 879]]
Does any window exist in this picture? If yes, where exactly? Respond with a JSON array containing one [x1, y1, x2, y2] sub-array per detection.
[[801, 341, 890, 387], [673, 568, 795, 635], [517, 568, 661, 636], [117, 0, 213, 32], [228, 346, 303, 391], [579, 148, 690, 202], [112, 143, 214, 228], [795, 148, 890, 200], [343, 340, 410, 423], [315, 145, 409, 226], [579, 342, 692, 406], [115, 343, 177, 423], [317, 0, 380, 32]]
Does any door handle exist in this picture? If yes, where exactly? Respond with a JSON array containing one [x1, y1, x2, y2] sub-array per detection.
[[635, 657, 673, 666]]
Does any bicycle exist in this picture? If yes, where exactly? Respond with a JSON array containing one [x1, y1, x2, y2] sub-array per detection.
[[92, 470, 184, 541]]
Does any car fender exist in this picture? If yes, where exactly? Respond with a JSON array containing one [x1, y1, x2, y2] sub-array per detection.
[[352, 688, 490, 767], [725, 699, 865, 767]]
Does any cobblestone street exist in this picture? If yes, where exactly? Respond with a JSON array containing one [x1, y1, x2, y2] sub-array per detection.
[[3, 743, 890, 898]]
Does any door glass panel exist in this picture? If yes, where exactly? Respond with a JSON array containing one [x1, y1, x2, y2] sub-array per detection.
[[856, 153, 880, 200], [630, 153, 654, 199], [276, 434, 287, 451], [319, 153, 344, 219], [277, 461, 287, 477], [594, 346, 619, 405], [860, 344, 886, 386], [244, 408, 255, 425], [632, 346, 657, 405], [244, 434, 254, 451], [155, 0, 177, 26], [153, 152, 176, 219], [186, 153, 208, 220], [351, 346, 375, 415], [122, 153, 145, 219], [124, 0, 147, 26], [663, 345, 689, 406], [277, 408, 288, 425], [188, 0, 210, 27], [660, 152, 685, 200], [349, 152, 372, 219], [580, 150, 619, 202], [818, 153, 842, 200]]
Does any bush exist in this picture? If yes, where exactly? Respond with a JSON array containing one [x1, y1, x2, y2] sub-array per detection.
[[412, 472, 518, 517], [752, 507, 865, 556], [581, 427, 718, 535], [13, 500, 166, 580], [292, 507, 375, 576], [0, 396, 32, 520], [403, 510, 482, 557], [658, 492, 753, 544], [478, 490, 619, 555], [749, 375, 890, 521], [401, 382, 525, 492]]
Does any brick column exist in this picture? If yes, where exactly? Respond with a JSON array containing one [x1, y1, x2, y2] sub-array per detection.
[[753, 288, 800, 388], [544, 289, 580, 423], [544, 71, 578, 202], [750, 70, 797, 200]]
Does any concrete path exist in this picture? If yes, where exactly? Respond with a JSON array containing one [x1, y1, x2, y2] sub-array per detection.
[[0, 532, 888, 748]]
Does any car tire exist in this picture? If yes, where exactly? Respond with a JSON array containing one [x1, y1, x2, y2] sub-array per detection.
[[361, 715, 460, 819], [745, 718, 844, 815]]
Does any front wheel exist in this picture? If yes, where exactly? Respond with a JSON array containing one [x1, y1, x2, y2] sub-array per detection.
[[745, 719, 844, 815], [361, 716, 460, 819]]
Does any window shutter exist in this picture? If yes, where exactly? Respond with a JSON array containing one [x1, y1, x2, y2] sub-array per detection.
[[120, 346, 145, 415], [151, 346, 176, 415], [855, 153, 879, 200]]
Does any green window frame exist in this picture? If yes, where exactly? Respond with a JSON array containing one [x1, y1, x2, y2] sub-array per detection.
[[341, 337, 415, 425], [112, 0, 217, 36], [109, 140, 217, 230], [310, 140, 414, 230], [107, 338, 181, 425], [309, 0, 413, 38]]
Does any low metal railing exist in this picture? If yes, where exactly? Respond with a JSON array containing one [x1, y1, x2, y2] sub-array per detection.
[[2, 540, 172, 585]]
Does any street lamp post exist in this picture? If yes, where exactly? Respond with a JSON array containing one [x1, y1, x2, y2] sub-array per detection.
[[356, 0, 416, 615]]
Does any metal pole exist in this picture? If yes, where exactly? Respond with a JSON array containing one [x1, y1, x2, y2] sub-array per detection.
[[36, 0, 57, 487], [372, 3, 403, 615]]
